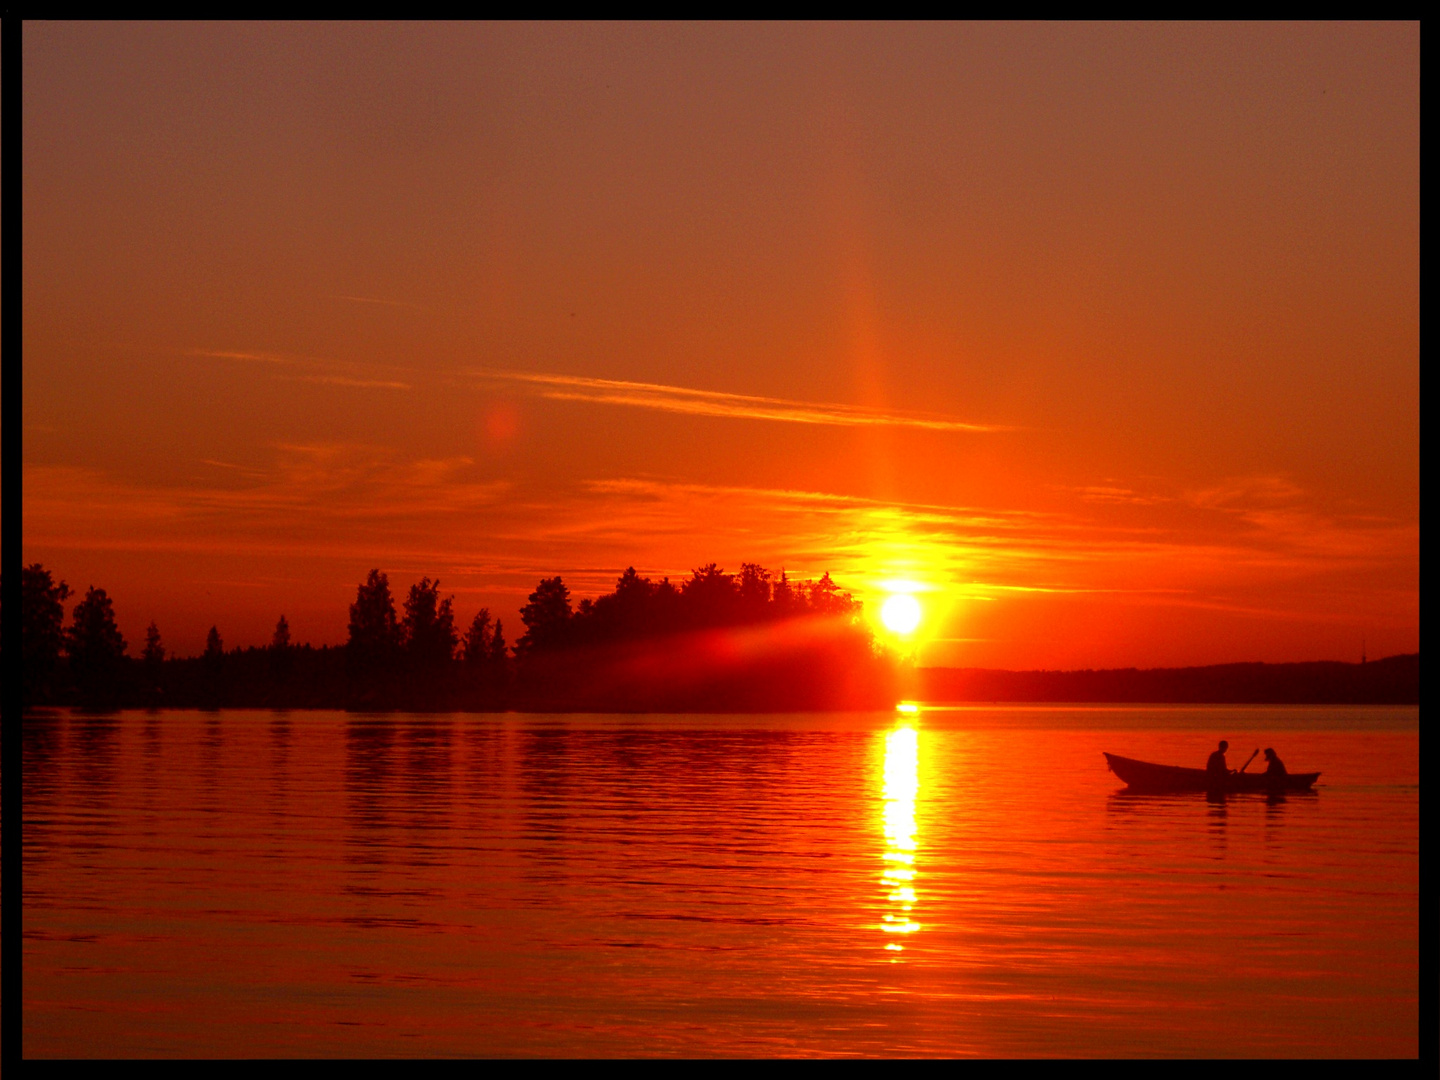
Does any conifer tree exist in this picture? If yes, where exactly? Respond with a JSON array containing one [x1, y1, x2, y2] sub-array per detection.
[[463, 609, 493, 666], [67, 586, 128, 706], [772, 569, 797, 618], [20, 564, 72, 705], [402, 578, 458, 671], [347, 570, 399, 699], [141, 621, 165, 700], [270, 615, 293, 688], [143, 621, 165, 665], [489, 618, 510, 673], [202, 626, 225, 708], [517, 577, 571, 654]]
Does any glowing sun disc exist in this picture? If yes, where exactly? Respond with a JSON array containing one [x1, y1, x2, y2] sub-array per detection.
[[881, 593, 922, 635]]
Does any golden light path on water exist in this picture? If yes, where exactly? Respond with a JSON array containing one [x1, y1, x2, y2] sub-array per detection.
[[880, 717, 921, 950]]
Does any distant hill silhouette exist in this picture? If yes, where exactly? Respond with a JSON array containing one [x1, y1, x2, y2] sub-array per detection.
[[916, 653, 1418, 705]]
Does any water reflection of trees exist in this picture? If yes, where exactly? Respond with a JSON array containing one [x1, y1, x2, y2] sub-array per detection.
[[268, 714, 293, 818], [343, 716, 460, 872], [22, 714, 65, 859], [517, 726, 574, 887], [72, 713, 120, 811], [195, 714, 225, 818], [512, 725, 807, 892], [345, 719, 396, 839], [399, 717, 455, 850], [460, 721, 507, 815], [136, 713, 163, 814]]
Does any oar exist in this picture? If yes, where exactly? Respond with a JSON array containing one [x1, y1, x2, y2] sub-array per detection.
[[1238, 749, 1259, 774]]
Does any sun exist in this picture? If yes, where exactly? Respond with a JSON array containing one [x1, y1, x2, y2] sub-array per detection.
[[880, 593, 922, 635]]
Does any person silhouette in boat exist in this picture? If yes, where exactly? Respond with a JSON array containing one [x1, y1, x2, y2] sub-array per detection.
[[1206, 740, 1232, 780], [1262, 748, 1287, 781]]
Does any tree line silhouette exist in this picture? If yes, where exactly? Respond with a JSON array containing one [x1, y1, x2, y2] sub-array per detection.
[[15, 561, 1416, 710], [12, 561, 899, 711]]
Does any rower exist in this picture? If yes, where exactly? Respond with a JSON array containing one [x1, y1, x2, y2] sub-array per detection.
[[1206, 740, 1231, 778], [1263, 748, 1287, 777]]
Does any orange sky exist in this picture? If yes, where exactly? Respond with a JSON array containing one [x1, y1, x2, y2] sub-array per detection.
[[22, 22, 1418, 667]]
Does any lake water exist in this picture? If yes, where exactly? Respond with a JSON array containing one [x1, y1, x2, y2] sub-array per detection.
[[22, 706, 1418, 1057]]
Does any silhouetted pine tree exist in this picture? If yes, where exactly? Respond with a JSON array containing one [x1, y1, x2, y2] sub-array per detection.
[[269, 615, 293, 701], [737, 563, 772, 619], [462, 609, 493, 666], [807, 572, 852, 616], [680, 563, 738, 628], [67, 586, 128, 708], [20, 564, 72, 705], [488, 618, 511, 699], [347, 570, 399, 707], [771, 569, 799, 619], [141, 621, 166, 704], [401, 578, 458, 707], [460, 608, 492, 703], [517, 577, 572, 655], [202, 625, 225, 709]]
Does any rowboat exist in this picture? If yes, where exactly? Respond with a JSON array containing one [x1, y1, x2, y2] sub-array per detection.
[[1103, 752, 1319, 793]]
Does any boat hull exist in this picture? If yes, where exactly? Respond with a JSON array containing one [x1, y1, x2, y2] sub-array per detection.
[[1103, 752, 1319, 793]]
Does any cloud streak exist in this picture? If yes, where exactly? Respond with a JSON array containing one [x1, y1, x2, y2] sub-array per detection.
[[471, 369, 1001, 432], [279, 374, 412, 391], [187, 349, 412, 390]]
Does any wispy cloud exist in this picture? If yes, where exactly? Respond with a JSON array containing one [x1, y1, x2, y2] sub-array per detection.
[[279, 374, 412, 391], [188, 348, 295, 365], [1189, 475, 1308, 512], [1181, 474, 1408, 562], [23, 448, 510, 554], [470, 369, 1001, 432], [1076, 484, 1169, 506], [185, 348, 415, 392]]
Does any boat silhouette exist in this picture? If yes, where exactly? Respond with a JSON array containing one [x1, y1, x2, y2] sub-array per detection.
[[1103, 752, 1319, 793]]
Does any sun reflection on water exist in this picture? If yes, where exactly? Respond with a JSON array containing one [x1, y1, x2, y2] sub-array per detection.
[[880, 721, 921, 950]]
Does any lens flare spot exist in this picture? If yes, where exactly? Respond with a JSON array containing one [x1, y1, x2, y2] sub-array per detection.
[[482, 401, 521, 444]]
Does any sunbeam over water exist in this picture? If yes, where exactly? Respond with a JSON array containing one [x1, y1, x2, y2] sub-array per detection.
[[880, 724, 921, 949]]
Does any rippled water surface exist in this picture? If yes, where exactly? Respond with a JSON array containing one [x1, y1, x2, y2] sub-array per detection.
[[23, 706, 1418, 1057]]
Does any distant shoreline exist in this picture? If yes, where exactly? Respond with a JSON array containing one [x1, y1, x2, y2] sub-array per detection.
[[913, 653, 1418, 706]]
